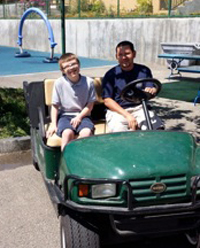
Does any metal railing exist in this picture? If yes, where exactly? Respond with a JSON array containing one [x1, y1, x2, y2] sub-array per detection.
[[0, 0, 199, 19]]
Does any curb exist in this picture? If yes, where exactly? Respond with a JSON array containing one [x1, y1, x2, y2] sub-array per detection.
[[0, 136, 31, 154]]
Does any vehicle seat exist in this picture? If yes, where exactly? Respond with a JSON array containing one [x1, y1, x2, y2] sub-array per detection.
[[44, 77, 107, 147]]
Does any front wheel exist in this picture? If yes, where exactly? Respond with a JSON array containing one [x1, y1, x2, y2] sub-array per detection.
[[60, 213, 100, 248]]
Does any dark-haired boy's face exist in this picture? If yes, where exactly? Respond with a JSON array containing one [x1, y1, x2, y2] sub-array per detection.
[[62, 59, 80, 83], [116, 45, 136, 71]]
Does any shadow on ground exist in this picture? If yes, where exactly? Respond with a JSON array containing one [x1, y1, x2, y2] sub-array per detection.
[[151, 97, 200, 143]]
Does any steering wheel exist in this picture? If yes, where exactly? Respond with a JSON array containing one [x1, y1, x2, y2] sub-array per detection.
[[120, 78, 162, 104]]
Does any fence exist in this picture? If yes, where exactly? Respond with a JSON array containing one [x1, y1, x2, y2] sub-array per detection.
[[0, 0, 199, 19], [172, 1, 186, 9]]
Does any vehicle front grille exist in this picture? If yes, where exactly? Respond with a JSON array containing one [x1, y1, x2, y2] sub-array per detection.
[[129, 174, 188, 202]]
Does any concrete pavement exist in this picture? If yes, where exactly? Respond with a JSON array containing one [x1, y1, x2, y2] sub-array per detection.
[[0, 159, 60, 248]]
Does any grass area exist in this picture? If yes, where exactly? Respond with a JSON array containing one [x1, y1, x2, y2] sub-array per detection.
[[0, 88, 30, 139], [159, 79, 200, 103]]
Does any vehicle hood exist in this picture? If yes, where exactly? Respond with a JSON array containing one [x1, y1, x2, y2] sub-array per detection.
[[62, 131, 199, 180]]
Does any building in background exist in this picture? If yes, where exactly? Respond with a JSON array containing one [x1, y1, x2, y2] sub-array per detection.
[[102, 0, 137, 12]]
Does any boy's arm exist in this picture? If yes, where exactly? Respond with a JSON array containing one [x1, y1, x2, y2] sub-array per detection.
[[79, 102, 94, 118], [46, 104, 59, 138], [70, 102, 94, 129]]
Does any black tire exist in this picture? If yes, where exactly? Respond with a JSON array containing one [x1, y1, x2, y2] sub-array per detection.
[[185, 231, 200, 247], [60, 214, 100, 248], [33, 158, 40, 171], [30, 128, 40, 171]]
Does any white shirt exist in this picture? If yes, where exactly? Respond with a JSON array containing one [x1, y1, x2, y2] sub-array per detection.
[[52, 75, 96, 115]]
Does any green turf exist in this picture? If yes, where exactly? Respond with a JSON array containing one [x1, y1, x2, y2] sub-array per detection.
[[158, 79, 200, 103]]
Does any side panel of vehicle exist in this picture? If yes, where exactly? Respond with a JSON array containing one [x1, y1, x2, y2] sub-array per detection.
[[194, 146, 200, 175], [23, 80, 62, 180], [32, 128, 61, 179]]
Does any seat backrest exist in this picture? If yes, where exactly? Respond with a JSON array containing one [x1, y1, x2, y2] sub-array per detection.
[[44, 77, 103, 106], [93, 77, 104, 104], [44, 79, 56, 106]]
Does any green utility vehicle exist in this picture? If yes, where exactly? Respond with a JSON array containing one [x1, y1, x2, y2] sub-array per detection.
[[23, 78, 200, 247]]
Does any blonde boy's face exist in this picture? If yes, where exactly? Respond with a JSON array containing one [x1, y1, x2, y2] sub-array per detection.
[[61, 59, 80, 82]]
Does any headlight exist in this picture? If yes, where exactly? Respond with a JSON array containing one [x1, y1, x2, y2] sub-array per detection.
[[91, 183, 116, 199]]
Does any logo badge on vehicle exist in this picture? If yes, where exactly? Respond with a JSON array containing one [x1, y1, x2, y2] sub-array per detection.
[[150, 182, 167, 194]]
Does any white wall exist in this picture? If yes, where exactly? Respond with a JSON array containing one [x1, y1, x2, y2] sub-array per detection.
[[0, 18, 200, 65]]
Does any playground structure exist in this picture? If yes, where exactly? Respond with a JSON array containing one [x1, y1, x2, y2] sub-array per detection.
[[15, 7, 59, 63]]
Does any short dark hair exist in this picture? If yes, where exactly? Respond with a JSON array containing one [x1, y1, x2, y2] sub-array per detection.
[[59, 53, 80, 72], [116, 40, 135, 53]]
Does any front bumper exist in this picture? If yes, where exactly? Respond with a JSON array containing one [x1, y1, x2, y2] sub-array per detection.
[[60, 174, 200, 214], [46, 175, 200, 237]]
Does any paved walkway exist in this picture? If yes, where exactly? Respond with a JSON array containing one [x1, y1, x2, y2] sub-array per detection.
[[0, 62, 200, 156]]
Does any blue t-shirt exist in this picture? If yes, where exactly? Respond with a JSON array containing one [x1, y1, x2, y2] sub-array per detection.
[[102, 63, 153, 108]]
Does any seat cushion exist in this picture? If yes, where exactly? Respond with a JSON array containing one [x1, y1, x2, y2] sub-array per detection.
[[46, 121, 107, 147], [46, 133, 62, 147]]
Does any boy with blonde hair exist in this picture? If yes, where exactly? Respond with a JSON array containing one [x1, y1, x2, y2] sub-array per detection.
[[47, 53, 96, 151]]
